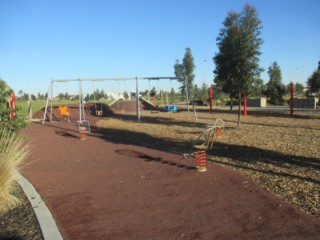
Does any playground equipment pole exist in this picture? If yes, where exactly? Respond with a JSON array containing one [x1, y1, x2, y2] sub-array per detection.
[[184, 76, 191, 119], [136, 77, 141, 123], [290, 82, 294, 115], [243, 95, 247, 117], [78, 79, 84, 123], [50, 80, 53, 122]]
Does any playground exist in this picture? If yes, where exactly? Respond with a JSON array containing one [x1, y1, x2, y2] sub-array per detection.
[[18, 102, 320, 239]]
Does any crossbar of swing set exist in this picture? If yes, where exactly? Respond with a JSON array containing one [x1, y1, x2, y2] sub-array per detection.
[[50, 77, 180, 82], [43, 77, 182, 125]]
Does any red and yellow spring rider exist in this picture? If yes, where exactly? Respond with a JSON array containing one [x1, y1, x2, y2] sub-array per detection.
[[193, 119, 224, 172]]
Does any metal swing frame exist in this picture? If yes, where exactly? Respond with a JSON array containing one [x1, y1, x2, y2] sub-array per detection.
[[42, 76, 195, 126]]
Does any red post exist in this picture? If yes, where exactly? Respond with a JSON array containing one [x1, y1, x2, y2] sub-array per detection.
[[290, 82, 294, 115], [209, 86, 213, 113], [243, 95, 247, 117], [9, 92, 16, 119]]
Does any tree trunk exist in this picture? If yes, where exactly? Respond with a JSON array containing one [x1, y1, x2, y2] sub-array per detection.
[[230, 97, 233, 111], [237, 92, 241, 127]]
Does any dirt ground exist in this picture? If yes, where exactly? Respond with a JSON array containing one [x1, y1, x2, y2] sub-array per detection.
[[16, 103, 320, 239]]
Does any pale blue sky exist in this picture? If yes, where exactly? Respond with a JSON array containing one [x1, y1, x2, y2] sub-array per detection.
[[1, 0, 319, 95]]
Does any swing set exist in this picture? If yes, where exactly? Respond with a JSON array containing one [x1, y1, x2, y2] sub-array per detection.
[[42, 76, 196, 126]]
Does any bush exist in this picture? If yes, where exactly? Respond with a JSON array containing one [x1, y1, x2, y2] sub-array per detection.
[[0, 129, 29, 213], [189, 100, 205, 106], [0, 80, 27, 132]]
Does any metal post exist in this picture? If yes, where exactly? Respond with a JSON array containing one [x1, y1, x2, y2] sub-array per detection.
[[50, 80, 53, 122], [78, 79, 82, 123], [42, 80, 52, 124], [184, 76, 190, 119], [136, 77, 140, 123], [81, 81, 86, 121], [148, 79, 150, 102], [290, 82, 294, 115]]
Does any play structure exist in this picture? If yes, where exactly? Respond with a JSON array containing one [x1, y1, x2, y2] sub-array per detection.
[[42, 76, 199, 128]]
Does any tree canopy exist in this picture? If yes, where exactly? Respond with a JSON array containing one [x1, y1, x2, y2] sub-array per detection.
[[174, 48, 195, 97], [265, 62, 285, 105], [213, 4, 263, 126], [307, 70, 320, 97]]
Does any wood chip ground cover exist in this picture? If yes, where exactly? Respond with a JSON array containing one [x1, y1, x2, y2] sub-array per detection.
[[97, 108, 320, 220], [0, 183, 43, 239]]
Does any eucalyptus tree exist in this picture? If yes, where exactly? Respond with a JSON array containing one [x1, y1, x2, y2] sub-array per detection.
[[174, 48, 195, 97], [265, 62, 285, 105], [213, 4, 263, 126]]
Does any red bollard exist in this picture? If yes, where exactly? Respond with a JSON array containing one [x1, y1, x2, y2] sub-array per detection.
[[209, 86, 213, 114], [243, 95, 247, 117]]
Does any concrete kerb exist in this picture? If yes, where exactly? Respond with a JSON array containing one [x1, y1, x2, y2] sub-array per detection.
[[14, 171, 63, 240]]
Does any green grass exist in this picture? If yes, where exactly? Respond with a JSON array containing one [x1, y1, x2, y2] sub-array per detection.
[[16, 101, 46, 118], [16, 100, 79, 118]]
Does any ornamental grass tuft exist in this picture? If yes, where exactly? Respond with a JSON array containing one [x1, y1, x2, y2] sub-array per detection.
[[0, 129, 29, 213]]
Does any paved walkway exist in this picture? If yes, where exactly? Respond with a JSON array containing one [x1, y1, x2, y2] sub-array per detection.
[[21, 122, 320, 239]]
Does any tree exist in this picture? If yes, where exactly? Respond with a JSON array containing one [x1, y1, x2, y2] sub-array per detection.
[[123, 91, 129, 100], [64, 92, 70, 100], [37, 92, 44, 100], [58, 93, 65, 100], [194, 82, 209, 103], [307, 70, 320, 97], [213, 4, 263, 126], [294, 83, 304, 96], [21, 93, 29, 101], [249, 78, 265, 97], [150, 87, 157, 97], [265, 62, 285, 105], [18, 90, 23, 98], [30, 94, 37, 101], [174, 48, 196, 97]]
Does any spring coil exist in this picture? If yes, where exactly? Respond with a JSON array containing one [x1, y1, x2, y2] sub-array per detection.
[[195, 149, 207, 172]]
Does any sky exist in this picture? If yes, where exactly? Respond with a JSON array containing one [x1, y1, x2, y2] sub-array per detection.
[[1, 0, 319, 96]]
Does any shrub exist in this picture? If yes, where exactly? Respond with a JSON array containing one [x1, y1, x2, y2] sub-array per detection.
[[0, 80, 27, 132], [0, 129, 29, 213]]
